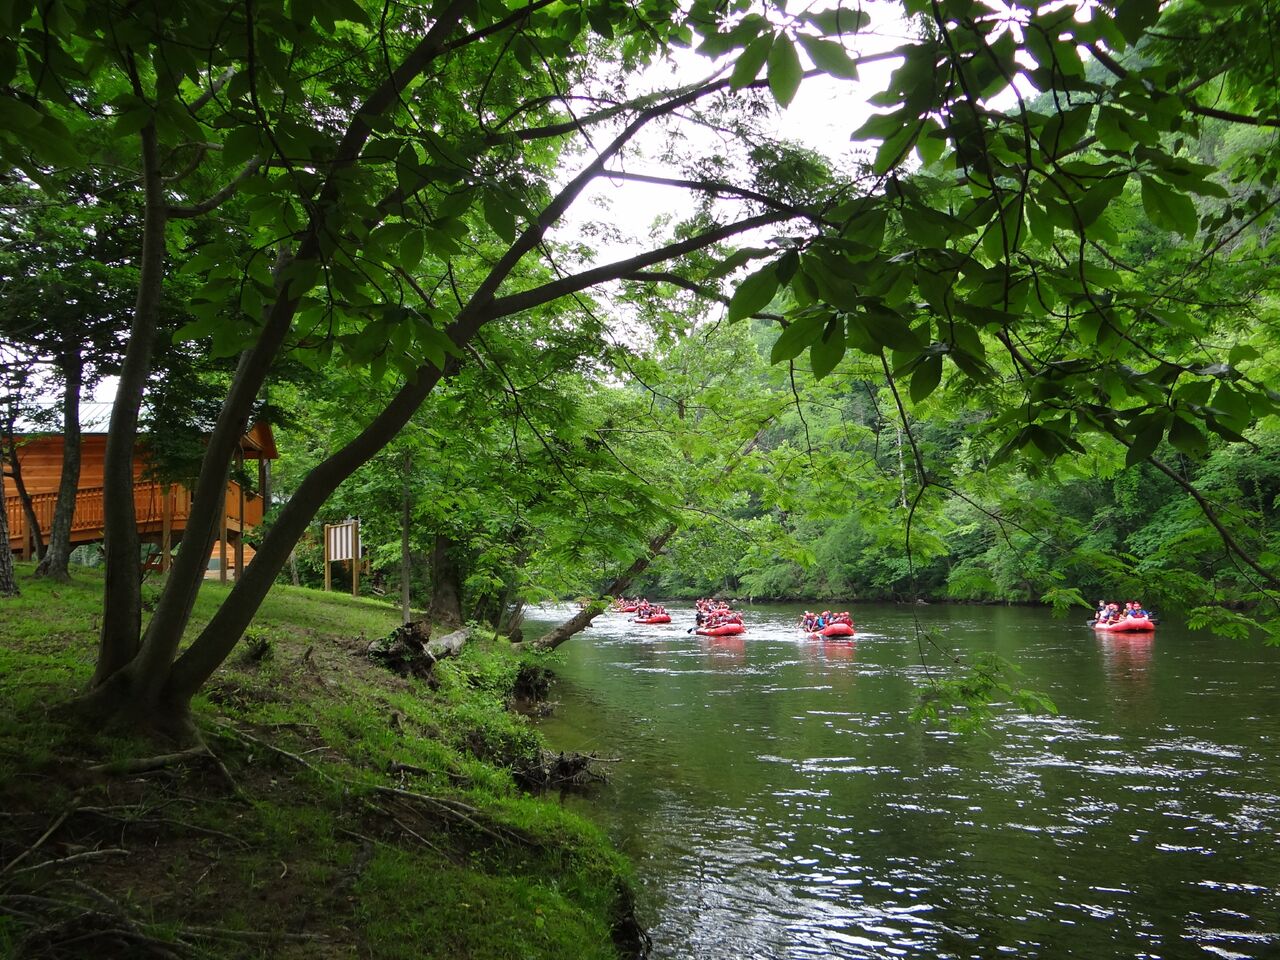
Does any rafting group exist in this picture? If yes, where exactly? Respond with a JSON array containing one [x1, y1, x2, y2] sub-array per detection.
[[800, 610, 855, 638], [610, 597, 671, 623], [1091, 599, 1157, 632], [693, 598, 746, 636]]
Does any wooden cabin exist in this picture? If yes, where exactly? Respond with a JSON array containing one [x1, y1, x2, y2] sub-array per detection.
[[3, 419, 278, 581]]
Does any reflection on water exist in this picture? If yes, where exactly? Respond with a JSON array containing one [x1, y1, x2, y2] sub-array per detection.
[[530, 603, 1280, 959], [1096, 632, 1155, 705]]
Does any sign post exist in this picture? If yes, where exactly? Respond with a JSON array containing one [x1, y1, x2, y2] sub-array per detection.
[[324, 519, 361, 596]]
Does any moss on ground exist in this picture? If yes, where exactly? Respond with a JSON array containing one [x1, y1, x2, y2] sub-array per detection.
[[0, 563, 636, 959]]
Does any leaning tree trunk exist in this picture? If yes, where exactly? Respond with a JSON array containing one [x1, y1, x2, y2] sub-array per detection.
[[532, 425, 769, 651], [36, 352, 83, 581], [429, 532, 463, 627], [532, 526, 678, 651], [161, 360, 454, 708], [3, 436, 45, 561], [0, 486, 18, 597]]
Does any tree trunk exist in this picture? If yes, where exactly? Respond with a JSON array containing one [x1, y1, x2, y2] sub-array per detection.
[[0, 485, 18, 597], [531, 426, 769, 651], [532, 526, 678, 651], [101, 6, 485, 724], [895, 424, 909, 509], [160, 361, 453, 707], [77, 44, 775, 727], [493, 546, 530, 631], [429, 533, 463, 627], [401, 452, 413, 624], [36, 351, 84, 581], [4, 436, 45, 561], [92, 109, 166, 689]]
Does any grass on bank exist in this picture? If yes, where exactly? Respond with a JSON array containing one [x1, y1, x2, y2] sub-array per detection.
[[0, 563, 634, 959]]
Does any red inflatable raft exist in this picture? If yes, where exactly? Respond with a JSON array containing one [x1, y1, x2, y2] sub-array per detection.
[[617, 605, 640, 613], [634, 615, 671, 624], [1092, 616, 1156, 632], [696, 623, 745, 636], [818, 622, 855, 637]]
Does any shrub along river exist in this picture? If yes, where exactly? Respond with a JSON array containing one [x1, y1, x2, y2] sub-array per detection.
[[526, 602, 1280, 959]]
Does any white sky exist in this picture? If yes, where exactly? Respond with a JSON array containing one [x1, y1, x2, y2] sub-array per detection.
[[558, 11, 914, 265]]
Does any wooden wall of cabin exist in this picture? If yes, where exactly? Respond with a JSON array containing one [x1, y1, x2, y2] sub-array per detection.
[[4, 435, 267, 568], [1, 435, 136, 500]]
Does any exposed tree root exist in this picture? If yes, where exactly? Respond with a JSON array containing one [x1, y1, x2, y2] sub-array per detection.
[[514, 749, 619, 792], [85, 746, 210, 776]]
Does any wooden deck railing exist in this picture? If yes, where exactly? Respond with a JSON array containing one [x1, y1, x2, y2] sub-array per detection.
[[4, 481, 258, 553]]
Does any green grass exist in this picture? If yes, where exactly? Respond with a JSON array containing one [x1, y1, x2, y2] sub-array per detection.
[[0, 562, 636, 958]]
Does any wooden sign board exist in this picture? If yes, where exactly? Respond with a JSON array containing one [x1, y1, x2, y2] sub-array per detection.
[[326, 520, 360, 561], [323, 519, 361, 596]]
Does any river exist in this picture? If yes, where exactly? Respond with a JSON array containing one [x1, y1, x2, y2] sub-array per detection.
[[526, 601, 1280, 959]]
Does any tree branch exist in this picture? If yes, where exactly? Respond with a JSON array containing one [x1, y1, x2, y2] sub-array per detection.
[[167, 156, 264, 218]]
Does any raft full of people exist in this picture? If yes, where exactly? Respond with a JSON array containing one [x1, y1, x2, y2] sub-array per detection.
[[800, 610, 855, 638], [611, 598, 671, 623], [1090, 600, 1156, 632], [694, 598, 745, 636]]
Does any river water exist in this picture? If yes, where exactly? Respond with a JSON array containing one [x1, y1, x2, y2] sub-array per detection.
[[526, 602, 1280, 959]]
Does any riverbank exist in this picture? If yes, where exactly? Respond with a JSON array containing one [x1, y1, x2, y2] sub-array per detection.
[[0, 565, 639, 959]]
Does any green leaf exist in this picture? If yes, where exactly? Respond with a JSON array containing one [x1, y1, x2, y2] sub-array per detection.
[[327, 0, 372, 26], [1168, 415, 1208, 457], [796, 35, 858, 80], [1228, 343, 1260, 366], [223, 126, 262, 167], [810, 317, 846, 379], [707, 246, 770, 279], [1114, 0, 1159, 43], [804, 8, 871, 35], [727, 263, 779, 322], [1073, 173, 1129, 228], [1209, 384, 1251, 430], [1094, 106, 1132, 152], [1125, 416, 1165, 467], [874, 124, 917, 175], [850, 111, 906, 142], [910, 353, 943, 403], [400, 229, 425, 270], [915, 117, 945, 165], [1038, 104, 1092, 160], [730, 32, 773, 90], [0, 95, 43, 130], [767, 34, 803, 108], [483, 192, 516, 242], [770, 311, 825, 364], [1141, 175, 1198, 239]]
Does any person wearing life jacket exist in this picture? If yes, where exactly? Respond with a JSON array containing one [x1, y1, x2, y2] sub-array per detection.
[[1126, 601, 1151, 619]]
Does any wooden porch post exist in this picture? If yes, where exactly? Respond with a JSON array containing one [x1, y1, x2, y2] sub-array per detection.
[[234, 451, 245, 580], [323, 523, 332, 592], [160, 483, 172, 573], [220, 510, 228, 584]]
